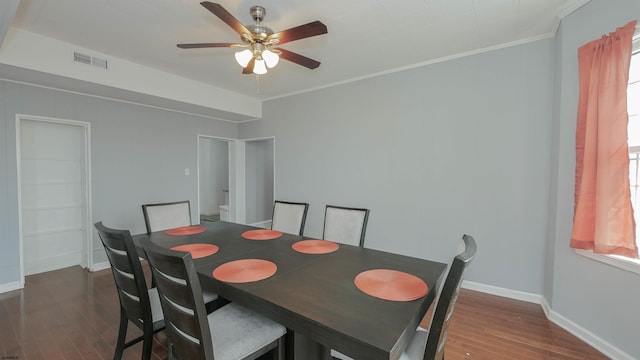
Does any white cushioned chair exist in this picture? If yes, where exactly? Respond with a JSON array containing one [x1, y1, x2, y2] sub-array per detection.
[[271, 200, 309, 236], [141, 200, 221, 313], [323, 205, 370, 247], [142, 200, 191, 234]]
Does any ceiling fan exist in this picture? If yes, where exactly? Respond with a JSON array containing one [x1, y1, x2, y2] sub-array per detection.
[[177, 2, 328, 75]]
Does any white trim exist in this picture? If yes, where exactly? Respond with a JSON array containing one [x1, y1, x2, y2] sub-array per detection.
[[196, 135, 236, 225], [557, 0, 592, 19], [263, 34, 556, 102], [546, 305, 636, 360], [91, 261, 111, 272], [462, 280, 543, 304], [240, 136, 276, 226], [540, 296, 552, 318], [0, 280, 22, 294], [463, 280, 632, 359], [574, 249, 640, 276], [15, 114, 93, 282], [249, 220, 271, 229]]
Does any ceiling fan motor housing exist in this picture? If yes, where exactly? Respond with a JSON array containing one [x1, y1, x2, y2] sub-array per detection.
[[250, 6, 266, 23], [247, 6, 274, 42]]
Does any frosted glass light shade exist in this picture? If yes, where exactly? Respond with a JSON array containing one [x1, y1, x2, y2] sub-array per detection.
[[262, 49, 280, 68], [253, 59, 267, 74], [234, 49, 253, 67]]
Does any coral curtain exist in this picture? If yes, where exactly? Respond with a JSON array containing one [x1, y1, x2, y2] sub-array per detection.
[[571, 20, 638, 258]]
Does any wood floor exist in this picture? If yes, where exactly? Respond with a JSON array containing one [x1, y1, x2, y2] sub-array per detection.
[[0, 265, 608, 360]]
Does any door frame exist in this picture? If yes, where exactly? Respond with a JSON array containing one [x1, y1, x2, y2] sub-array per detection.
[[15, 114, 93, 285], [197, 135, 235, 222], [241, 136, 275, 226]]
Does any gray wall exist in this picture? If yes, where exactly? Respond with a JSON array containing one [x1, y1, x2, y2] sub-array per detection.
[[0, 80, 238, 284], [548, 0, 640, 356], [240, 39, 555, 293], [245, 139, 274, 224]]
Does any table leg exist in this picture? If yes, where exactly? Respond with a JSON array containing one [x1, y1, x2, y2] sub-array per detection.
[[292, 332, 331, 360]]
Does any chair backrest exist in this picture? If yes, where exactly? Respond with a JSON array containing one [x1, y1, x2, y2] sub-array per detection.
[[322, 205, 370, 247], [423, 234, 477, 360], [141, 240, 213, 360], [94, 222, 153, 328], [142, 200, 191, 234], [271, 200, 309, 236]]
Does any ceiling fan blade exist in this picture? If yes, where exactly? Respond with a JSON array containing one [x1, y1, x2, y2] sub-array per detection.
[[276, 48, 321, 69], [242, 58, 256, 74], [268, 21, 327, 45], [200, 2, 252, 38], [177, 43, 241, 49]]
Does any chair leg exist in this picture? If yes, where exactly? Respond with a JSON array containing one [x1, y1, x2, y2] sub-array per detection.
[[113, 309, 128, 360], [168, 343, 176, 360], [141, 323, 154, 360], [284, 331, 294, 360], [275, 336, 285, 360]]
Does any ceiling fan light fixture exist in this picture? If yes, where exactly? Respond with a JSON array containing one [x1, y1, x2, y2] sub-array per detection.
[[253, 59, 268, 74], [262, 49, 279, 68], [178, 3, 327, 75], [234, 49, 253, 67]]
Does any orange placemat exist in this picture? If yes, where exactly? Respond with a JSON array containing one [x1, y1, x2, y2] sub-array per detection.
[[241, 229, 283, 240], [354, 269, 428, 301], [170, 243, 219, 259], [212, 259, 277, 283], [292, 240, 339, 254], [164, 226, 206, 236]]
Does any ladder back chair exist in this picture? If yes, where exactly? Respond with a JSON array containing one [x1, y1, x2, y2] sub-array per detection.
[[94, 222, 165, 360], [332, 234, 477, 360], [141, 239, 287, 360], [142, 200, 223, 313]]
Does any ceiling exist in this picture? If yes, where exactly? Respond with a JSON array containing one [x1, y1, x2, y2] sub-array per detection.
[[6, 0, 588, 102]]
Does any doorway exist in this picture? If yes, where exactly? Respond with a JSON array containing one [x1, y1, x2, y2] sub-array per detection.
[[198, 136, 231, 223], [243, 137, 274, 226], [17, 115, 92, 280]]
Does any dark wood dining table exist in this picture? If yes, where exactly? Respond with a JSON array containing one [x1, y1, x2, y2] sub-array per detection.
[[134, 221, 447, 360]]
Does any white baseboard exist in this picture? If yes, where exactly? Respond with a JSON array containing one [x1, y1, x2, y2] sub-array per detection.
[[545, 304, 636, 360], [91, 261, 111, 272], [24, 252, 82, 276], [201, 212, 220, 216], [464, 280, 633, 360], [0, 280, 23, 294], [249, 220, 271, 229], [462, 280, 543, 304]]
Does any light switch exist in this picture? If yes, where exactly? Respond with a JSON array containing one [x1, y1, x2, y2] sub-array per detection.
[[184, 168, 190, 176]]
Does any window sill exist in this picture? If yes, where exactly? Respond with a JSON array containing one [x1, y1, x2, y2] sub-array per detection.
[[575, 249, 640, 276]]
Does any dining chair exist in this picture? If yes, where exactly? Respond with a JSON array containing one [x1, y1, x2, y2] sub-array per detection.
[[141, 239, 287, 360], [331, 234, 477, 360], [142, 200, 192, 234], [94, 222, 165, 360], [142, 200, 224, 313], [271, 200, 309, 235], [323, 205, 370, 247]]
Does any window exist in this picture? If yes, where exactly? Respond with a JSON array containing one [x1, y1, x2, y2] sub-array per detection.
[[575, 30, 640, 274], [626, 35, 640, 255]]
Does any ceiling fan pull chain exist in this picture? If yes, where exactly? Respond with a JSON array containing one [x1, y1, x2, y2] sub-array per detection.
[[256, 74, 260, 94]]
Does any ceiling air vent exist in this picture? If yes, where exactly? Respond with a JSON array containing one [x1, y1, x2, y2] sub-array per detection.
[[73, 52, 108, 69]]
